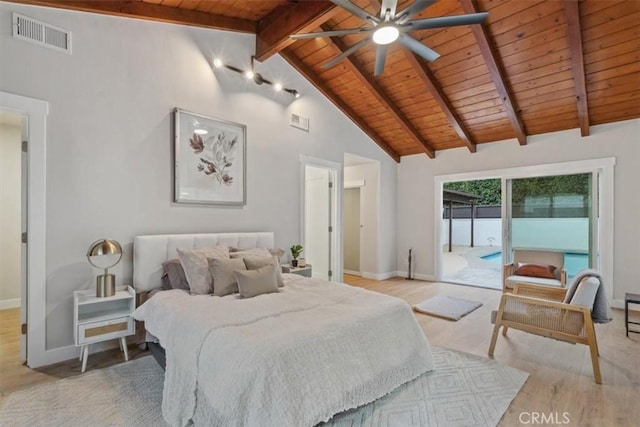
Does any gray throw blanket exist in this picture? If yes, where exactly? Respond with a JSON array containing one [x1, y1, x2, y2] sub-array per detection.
[[564, 269, 612, 324]]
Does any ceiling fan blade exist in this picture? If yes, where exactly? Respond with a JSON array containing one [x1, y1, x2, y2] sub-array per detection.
[[380, 0, 398, 20], [399, 34, 440, 62], [331, 0, 379, 23], [374, 44, 388, 76], [322, 37, 371, 69], [407, 12, 489, 30], [396, 0, 436, 24], [291, 28, 372, 40]]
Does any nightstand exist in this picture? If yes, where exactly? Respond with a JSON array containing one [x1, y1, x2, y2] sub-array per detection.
[[282, 264, 312, 278], [73, 285, 135, 372]]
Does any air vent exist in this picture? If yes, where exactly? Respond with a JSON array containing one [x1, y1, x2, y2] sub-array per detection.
[[12, 13, 71, 54], [290, 113, 309, 132]]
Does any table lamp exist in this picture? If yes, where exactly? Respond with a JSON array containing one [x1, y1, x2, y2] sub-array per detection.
[[87, 239, 122, 297]]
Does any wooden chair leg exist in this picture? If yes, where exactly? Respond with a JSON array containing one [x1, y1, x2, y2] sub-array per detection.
[[585, 319, 602, 384], [502, 326, 509, 336], [488, 323, 501, 357]]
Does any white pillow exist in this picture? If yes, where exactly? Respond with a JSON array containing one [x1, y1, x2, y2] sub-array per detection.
[[176, 246, 230, 295], [230, 248, 272, 259]]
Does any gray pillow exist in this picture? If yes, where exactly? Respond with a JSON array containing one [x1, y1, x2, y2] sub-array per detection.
[[230, 248, 272, 259], [176, 246, 230, 295], [234, 265, 279, 298], [161, 259, 190, 291], [207, 257, 247, 297], [243, 256, 284, 287]]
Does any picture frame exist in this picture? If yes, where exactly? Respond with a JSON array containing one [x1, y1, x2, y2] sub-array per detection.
[[174, 108, 246, 206]]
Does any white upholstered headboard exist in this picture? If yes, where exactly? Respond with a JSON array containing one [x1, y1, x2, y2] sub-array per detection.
[[133, 232, 275, 292]]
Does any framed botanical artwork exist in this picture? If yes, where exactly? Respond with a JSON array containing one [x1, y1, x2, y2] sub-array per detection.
[[174, 108, 246, 205]]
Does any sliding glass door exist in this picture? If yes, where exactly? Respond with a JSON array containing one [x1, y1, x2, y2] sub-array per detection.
[[504, 172, 597, 277]]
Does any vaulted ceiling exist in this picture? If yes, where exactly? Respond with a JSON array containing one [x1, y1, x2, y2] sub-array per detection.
[[10, 0, 639, 162]]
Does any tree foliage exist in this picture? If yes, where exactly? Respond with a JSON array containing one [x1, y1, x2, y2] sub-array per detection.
[[444, 179, 501, 205], [444, 174, 590, 207]]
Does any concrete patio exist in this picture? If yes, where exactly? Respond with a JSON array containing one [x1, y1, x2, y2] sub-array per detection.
[[442, 245, 503, 290]]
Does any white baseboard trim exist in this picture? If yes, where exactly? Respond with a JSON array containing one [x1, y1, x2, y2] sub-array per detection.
[[0, 298, 21, 310], [396, 271, 436, 282], [612, 299, 640, 312], [343, 270, 362, 276], [361, 271, 397, 281], [30, 339, 123, 368]]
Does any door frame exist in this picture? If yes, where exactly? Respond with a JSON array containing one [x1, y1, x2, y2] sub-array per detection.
[[1, 91, 48, 368], [434, 157, 615, 303], [343, 182, 364, 276], [300, 155, 342, 282]]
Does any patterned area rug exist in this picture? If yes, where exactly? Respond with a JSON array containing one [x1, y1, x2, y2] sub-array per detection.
[[0, 348, 527, 427]]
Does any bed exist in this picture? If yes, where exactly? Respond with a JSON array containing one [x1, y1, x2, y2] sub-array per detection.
[[132, 232, 434, 427]]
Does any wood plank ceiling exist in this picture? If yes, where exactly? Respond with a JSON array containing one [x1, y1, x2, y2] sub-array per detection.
[[9, 0, 639, 161]]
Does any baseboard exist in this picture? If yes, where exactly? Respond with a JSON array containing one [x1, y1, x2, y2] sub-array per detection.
[[361, 271, 397, 281], [612, 299, 640, 312], [30, 339, 124, 368], [396, 271, 436, 282], [0, 298, 21, 310], [343, 270, 362, 276]]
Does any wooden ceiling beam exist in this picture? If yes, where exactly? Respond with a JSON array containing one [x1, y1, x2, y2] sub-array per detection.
[[563, 0, 590, 137], [4, 0, 256, 33], [255, 2, 339, 62], [403, 52, 477, 153], [280, 50, 400, 163], [460, 0, 527, 146], [324, 30, 436, 158]]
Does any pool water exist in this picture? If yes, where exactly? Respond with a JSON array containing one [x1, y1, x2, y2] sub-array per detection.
[[481, 251, 588, 277]]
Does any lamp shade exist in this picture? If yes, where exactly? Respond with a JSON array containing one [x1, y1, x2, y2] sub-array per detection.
[[87, 239, 123, 270]]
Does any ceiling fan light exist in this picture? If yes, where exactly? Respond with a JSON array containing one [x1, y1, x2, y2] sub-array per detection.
[[213, 58, 223, 68], [372, 25, 399, 45], [245, 70, 254, 80]]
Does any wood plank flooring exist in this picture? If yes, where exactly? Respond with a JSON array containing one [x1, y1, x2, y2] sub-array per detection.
[[1, 276, 638, 426]]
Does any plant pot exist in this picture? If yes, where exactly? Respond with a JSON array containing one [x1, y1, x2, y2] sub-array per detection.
[[291, 259, 298, 267]]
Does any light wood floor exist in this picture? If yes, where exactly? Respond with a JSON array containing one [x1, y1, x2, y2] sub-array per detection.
[[1, 277, 639, 426]]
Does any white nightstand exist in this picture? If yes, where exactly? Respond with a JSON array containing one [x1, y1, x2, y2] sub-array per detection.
[[73, 285, 135, 372], [282, 264, 312, 278]]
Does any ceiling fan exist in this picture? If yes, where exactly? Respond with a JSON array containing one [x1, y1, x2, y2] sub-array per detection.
[[290, 0, 488, 76]]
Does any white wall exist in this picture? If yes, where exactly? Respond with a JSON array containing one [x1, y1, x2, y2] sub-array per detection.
[[398, 119, 640, 299], [344, 162, 394, 278], [441, 218, 502, 247], [0, 123, 21, 305], [0, 3, 398, 352]]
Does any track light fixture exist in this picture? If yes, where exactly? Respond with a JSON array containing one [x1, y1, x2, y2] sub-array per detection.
[[213, 56, 300, 98]]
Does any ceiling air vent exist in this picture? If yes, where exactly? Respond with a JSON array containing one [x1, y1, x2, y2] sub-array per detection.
[[290, 113, 309, 132], [12, 13, 71, 54]]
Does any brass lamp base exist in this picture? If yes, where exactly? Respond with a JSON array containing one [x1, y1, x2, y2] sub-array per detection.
[[96, 274, 116, 297]]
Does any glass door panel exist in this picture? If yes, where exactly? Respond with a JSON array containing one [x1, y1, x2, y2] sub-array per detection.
[[506, 173, 593, 277]]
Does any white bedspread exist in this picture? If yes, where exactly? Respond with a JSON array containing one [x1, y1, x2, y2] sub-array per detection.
[[134, 274, 433, 427]]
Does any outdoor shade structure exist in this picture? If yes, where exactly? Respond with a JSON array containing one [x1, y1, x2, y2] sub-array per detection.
[[443, 189, 482, 253]]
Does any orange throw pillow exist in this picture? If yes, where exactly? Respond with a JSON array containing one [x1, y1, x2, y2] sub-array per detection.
[[514, 263, 556, 279]]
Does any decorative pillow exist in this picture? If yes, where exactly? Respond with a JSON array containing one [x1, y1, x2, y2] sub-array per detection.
[[160, 259, 190, 291], [243, 256, 284, 287], [234, 265, 279, 298], [176, 246, 230, 295], [207, 257, 247, 297], [230, 248, 273, 259], [514, 262, 556, 279]]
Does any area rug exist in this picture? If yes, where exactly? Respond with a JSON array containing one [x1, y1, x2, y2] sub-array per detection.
[[413, 295, 483, 320], [0, 348, 528, 427]]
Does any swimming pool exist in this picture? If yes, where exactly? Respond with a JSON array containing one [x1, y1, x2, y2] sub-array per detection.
[[481, 251, 588, 277]]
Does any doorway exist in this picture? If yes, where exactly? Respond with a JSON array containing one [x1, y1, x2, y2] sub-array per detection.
[[300, 156, 341, 282], [0, 111, 27, 363], [343, 187, 361, 275]]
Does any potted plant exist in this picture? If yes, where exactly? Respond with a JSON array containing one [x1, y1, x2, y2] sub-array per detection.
[[290, 244, 303, 267]]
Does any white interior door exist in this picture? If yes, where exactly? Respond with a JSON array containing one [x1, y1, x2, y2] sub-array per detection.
[[304, 166, 331, 280], [343, 187, 361, 274]]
